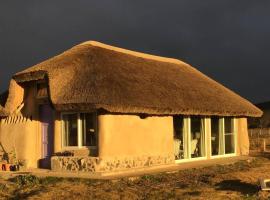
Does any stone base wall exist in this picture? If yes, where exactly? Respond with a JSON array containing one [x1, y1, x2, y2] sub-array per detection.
[[51, 154, 174, 173], [98, 154, 174, 172], [51, 157, 99, 172]]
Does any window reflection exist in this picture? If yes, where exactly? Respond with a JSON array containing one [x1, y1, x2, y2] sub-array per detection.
[[173, 116, 184, 159], [63, 114, 78, 146], [190, 117, 205, 158]]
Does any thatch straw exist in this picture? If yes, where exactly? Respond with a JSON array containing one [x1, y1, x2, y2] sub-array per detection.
[[3, 79, 24, 115], [12, 41, 262, 117]]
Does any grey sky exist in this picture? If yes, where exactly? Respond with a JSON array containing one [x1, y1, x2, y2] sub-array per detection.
[[1, 1, 270, 103]]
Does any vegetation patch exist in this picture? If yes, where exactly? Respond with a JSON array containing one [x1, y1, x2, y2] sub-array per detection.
[[0, 156, 268, 199], [10, 174, 40, 186]]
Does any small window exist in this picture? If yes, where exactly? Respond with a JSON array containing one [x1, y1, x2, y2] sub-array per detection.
[[36, 82, 48, 98], [62, 113, 97, 148]]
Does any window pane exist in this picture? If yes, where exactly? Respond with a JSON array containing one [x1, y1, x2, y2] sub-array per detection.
[[225, 134, 235, 154], [36, 82, 48, 98], [81, 113, 97, 146], [63, 114, 78, 146], [211, 117, 223, 156], [225, 118, 235, 154], [173, 116, 184, 159], [191, 117, 205, 158], [225, 117, 233, 133]]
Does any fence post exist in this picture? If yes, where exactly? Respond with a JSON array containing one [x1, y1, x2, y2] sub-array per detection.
[[258, 131, 259, 151]]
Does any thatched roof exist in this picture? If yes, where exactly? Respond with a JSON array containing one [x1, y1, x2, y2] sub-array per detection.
[[12, 41, 262, 117], [0, 105, 7, 117], [3, 79, 24, 115]]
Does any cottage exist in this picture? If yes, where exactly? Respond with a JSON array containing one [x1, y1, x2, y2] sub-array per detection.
[[0, 41, 262, 173]]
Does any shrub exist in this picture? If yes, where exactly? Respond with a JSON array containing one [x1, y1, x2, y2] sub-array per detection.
[[11, 175, 40, 186]]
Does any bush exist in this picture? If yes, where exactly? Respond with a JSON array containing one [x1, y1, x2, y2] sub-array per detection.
[[11, 175, 40, 186]]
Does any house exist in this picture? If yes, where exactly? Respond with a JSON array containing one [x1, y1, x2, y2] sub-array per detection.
[[0, 41, 262, 173]]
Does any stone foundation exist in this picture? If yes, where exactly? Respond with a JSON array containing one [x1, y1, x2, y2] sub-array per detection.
[[51, 157, 99, 172], [51, 154, 174, 173]]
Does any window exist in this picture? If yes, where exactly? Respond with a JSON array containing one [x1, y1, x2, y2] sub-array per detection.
[[63, 114, 78, 146], [174, 116, 236, 161], [81, 113, 97, 146], [224, 117, 235, 154], [173, 116, 184, 159], [62, 113, 97, 148], [190, 117, 205, 158], [210, 117, 236, 156], [211, 117, 223, 156], [174, 116, 206, 161], [36, 82, 48, 98]]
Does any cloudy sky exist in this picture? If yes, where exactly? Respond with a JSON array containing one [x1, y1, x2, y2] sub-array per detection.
[[1, 1, 270, 103]]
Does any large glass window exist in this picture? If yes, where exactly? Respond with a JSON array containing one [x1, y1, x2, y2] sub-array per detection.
[[190, 117, 205, 158], [63, 114, 78, 146], [62, 113, 97, 147], [211, 117, 236, 156], [174, 116, 207, 161], [173, 116, 184, 160]]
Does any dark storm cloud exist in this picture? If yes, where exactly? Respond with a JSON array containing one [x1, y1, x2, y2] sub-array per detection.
[[1, 1, 270, 103]]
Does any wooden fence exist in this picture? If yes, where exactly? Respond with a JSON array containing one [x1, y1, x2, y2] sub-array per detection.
[[249, 128, 270, 151]]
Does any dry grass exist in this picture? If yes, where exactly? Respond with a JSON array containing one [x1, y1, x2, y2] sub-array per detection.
[[0, 155, 270, 199]]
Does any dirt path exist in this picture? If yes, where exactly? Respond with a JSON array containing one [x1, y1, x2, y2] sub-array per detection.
[[1, 154, 270, 199]]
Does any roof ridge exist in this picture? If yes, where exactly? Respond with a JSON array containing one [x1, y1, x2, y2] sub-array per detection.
[[79, 41, 189, 66]]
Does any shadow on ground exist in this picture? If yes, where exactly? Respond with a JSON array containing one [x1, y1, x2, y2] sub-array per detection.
[[215, 179, 259, 196], [259, 152, 270, 160], [182, 191, 201, 196], [9, 187, 46, 200]]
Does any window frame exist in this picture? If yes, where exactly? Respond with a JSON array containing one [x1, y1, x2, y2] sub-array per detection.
[[35, 80, 48, 100], [173, 116, 185, 160], [175, 117, 207, 164], [61, 112, 98, 150], [81, 113, 98, 147], [189, 117, 207, 160], [210, 117, 237, 158], [175, 116, 237, 164]]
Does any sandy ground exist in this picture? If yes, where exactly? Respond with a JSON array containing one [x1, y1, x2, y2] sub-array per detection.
[[0, 153, 270, 199]]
